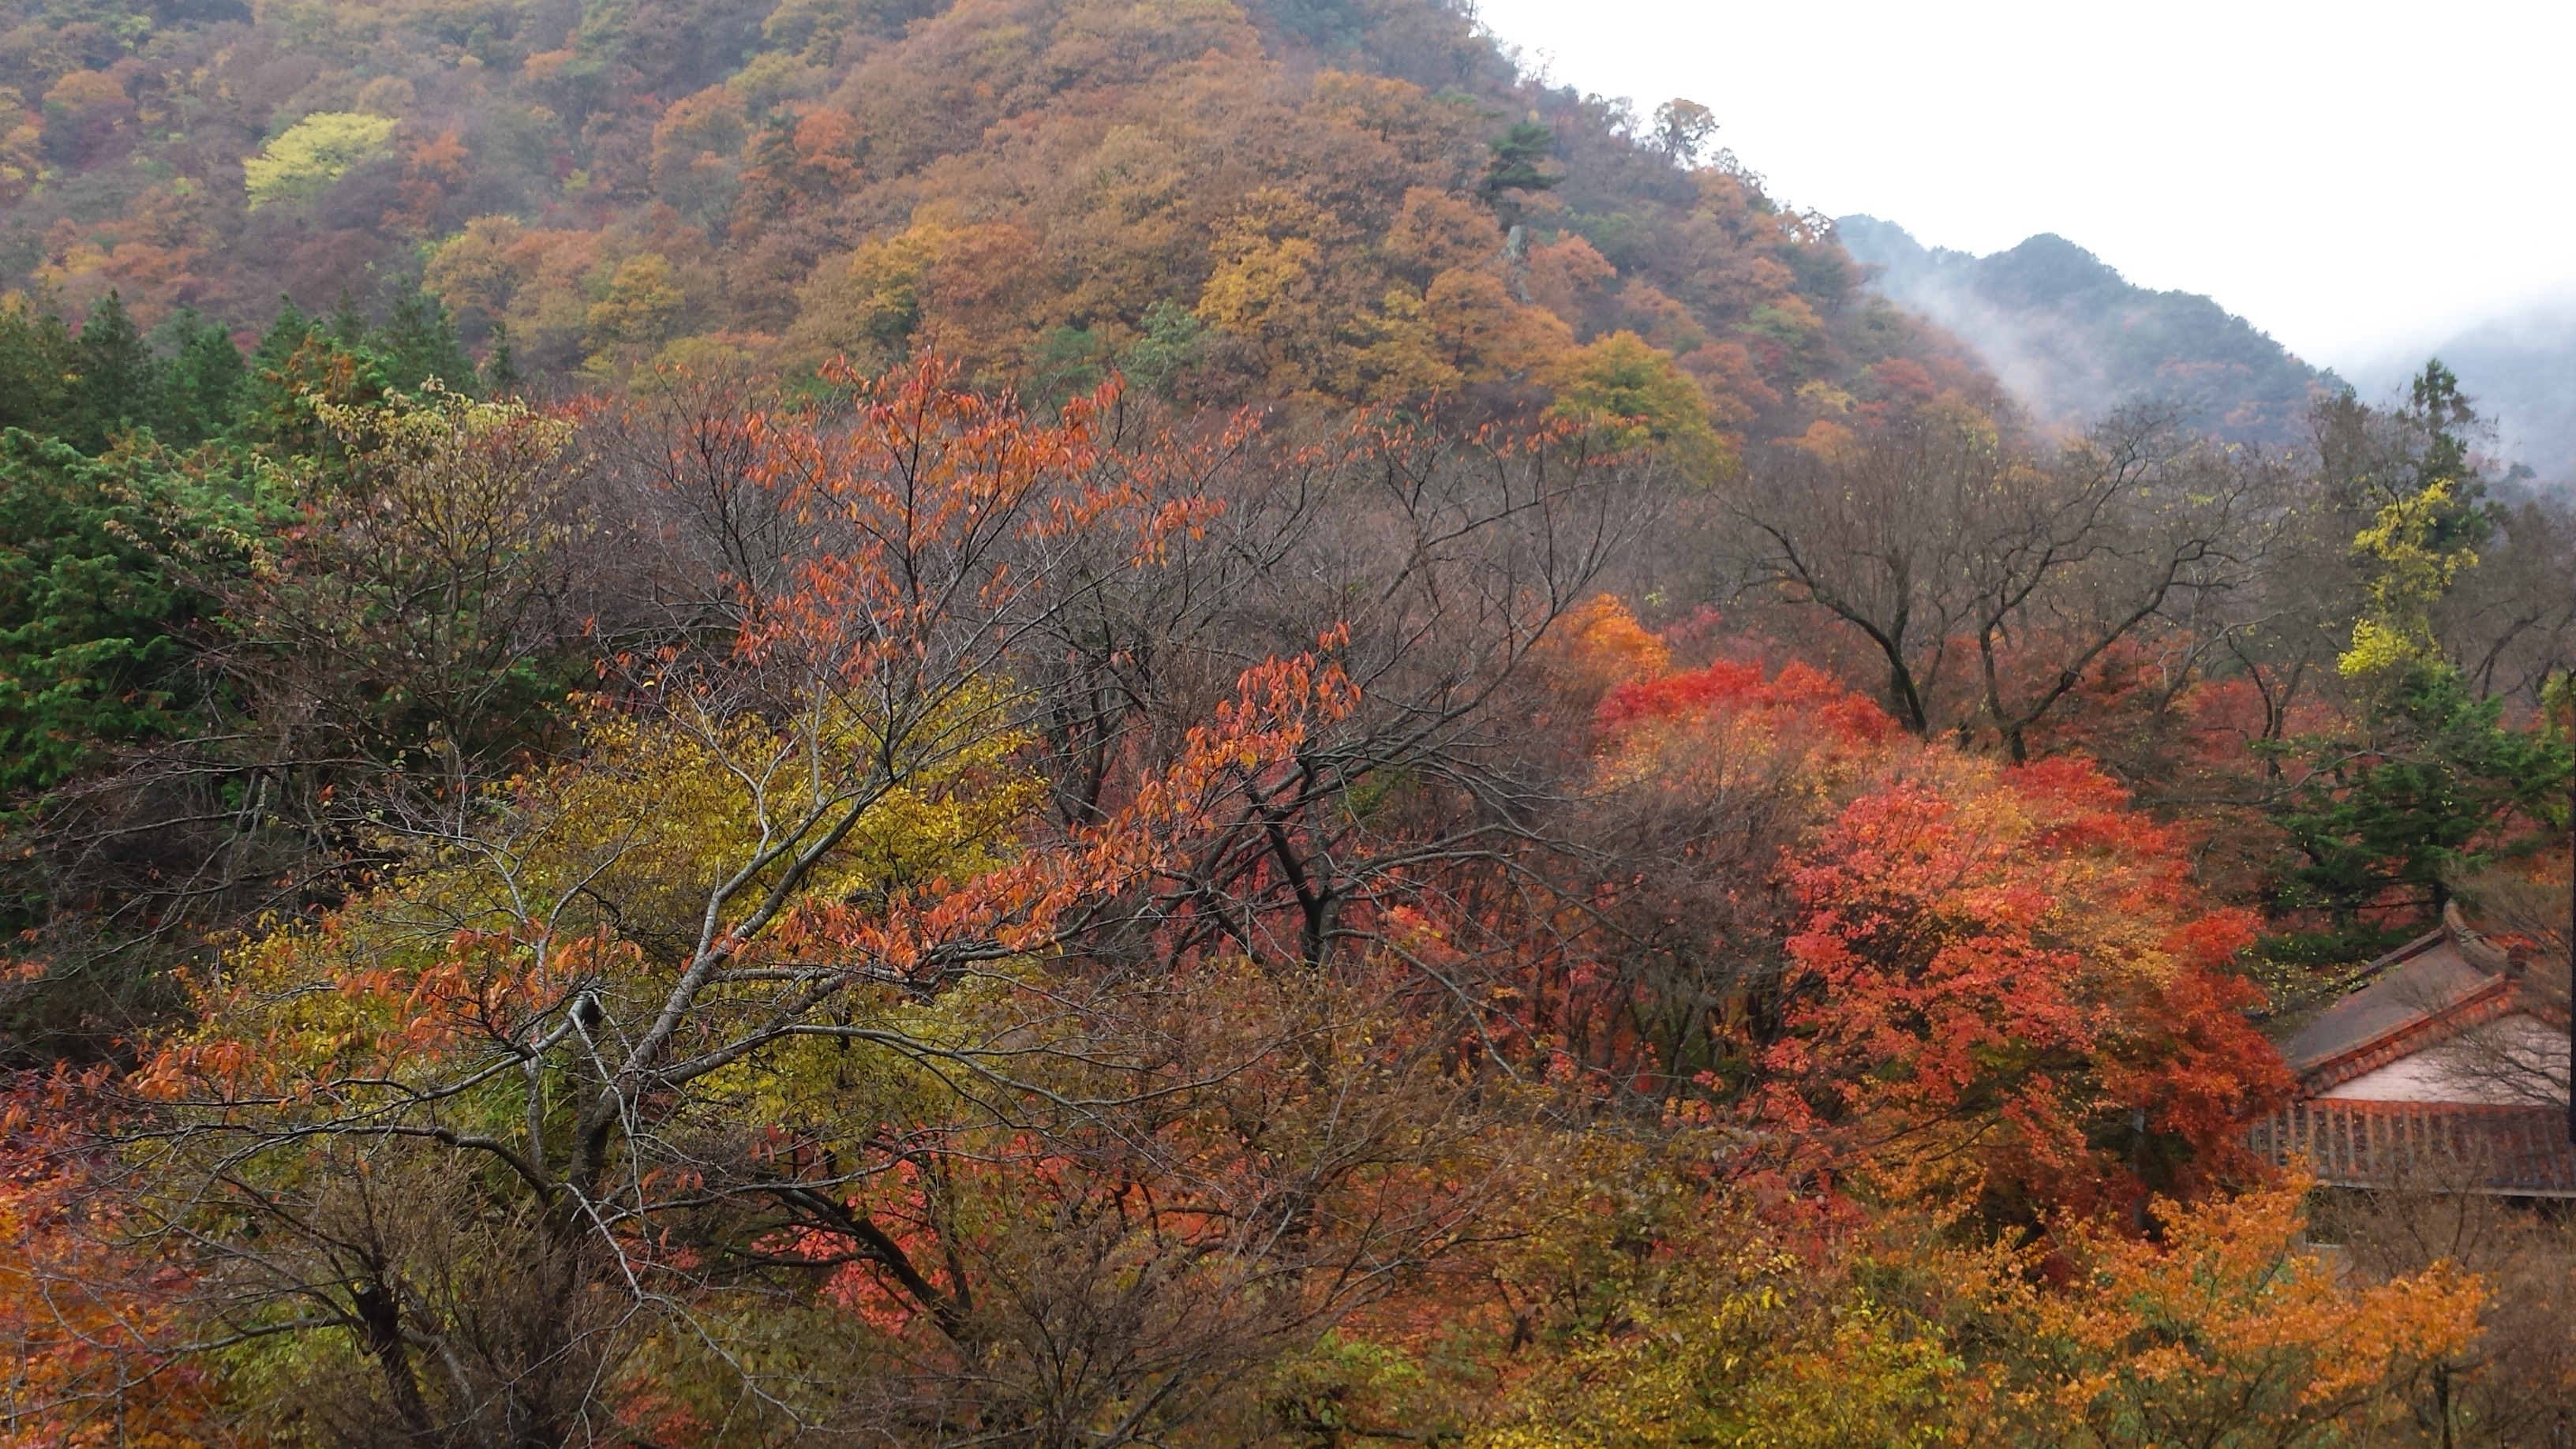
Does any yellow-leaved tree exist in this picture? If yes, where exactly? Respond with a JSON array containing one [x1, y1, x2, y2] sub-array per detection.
[[1368, 1163, 2484, 1449], [242, 110, 399, 210], [1548, 331, 1731, 482]]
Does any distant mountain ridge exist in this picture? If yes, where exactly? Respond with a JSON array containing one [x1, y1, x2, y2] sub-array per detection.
[[2356, 310, 2576, 485], [1836, 215, 2331, 446]]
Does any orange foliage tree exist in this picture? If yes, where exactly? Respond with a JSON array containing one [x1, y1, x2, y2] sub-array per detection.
[[1466, 616, 2287, 1223], [1981, 1174, 2486, 1448], [1490, 646, 1900, 1099], [1758, 753, 2290, 1219], [0, 1071, 226, 1448]]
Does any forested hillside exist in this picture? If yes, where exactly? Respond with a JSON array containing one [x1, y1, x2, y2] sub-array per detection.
[[1838, 219, 2574, 485], [1838, 215, 2327, 445], [2, 0, 1977, 453], [2, 1, 2574, 1445]]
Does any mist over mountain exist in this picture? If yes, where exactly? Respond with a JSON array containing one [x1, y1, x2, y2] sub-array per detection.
[[1837, 215, 2330, 446], [2355, 308, 2576, 486]]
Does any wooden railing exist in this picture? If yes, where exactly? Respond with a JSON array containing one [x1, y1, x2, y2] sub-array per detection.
[[2248, 1100, 2576, 1197]]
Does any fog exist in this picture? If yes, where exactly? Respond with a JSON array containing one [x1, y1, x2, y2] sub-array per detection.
[[1843, 218, 2572, 482], [2353, 304, 2576, 486], [1470, 0, 2576, 374], [1837, 217, 2325, 447]]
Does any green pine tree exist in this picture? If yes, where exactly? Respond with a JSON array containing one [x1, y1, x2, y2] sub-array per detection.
[[1480, 120, 1559, 222], [256, 297, 314, 365], [159, 309, 250, 445], [482, 320, 522, 395], [377, 287, 479, 396], [0, 432, 200, 799], [1118, 301, 1203, 398], [2271, 665, 2573, 929], [0, 298, 77, 440], [2404, 360, 2482, 514], [66, 291, 163, 451], [240, 297, 386, 455], [239, 298, 317, 447], [327, 289, 370, 352]]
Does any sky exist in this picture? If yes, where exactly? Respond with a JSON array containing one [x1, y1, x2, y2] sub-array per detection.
[[1469, 0, 2576, 376]]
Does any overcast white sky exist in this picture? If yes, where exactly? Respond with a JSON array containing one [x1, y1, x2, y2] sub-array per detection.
[[1470, 0, 2576, 376]]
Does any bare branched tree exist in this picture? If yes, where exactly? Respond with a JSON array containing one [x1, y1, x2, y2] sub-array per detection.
[[2321, 1177, 2576, 1447], [2424, 871, 2574, 1111], [1718, 406, 2280, 759]]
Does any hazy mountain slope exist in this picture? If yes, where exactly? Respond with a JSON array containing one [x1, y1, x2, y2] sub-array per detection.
[[1837, 215, 2327, 444], [2357, 309, 2576, 485]]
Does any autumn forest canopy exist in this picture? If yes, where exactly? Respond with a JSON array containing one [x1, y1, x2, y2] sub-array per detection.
[[1, 0, 2573, 1443]]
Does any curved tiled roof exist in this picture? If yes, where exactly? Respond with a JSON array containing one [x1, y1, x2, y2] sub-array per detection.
[[2280, 929, 2508, 1086], [2252, 919, 2575, 1195]]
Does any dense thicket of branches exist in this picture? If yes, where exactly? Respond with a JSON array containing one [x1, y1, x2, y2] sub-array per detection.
[[0, 1, 2568, 1432], [0, 335, 2561, 1445]]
